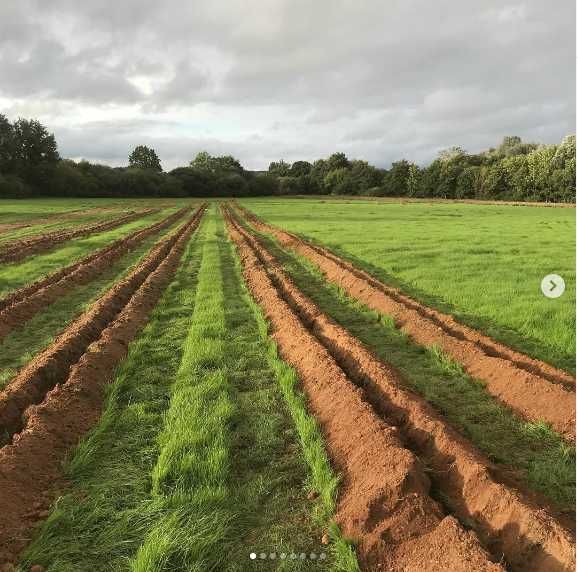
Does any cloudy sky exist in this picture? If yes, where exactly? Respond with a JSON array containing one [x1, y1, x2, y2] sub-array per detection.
[[0, 0, 575, 170]]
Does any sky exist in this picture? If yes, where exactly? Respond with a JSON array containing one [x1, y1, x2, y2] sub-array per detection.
[[0, 0, 575, 171]]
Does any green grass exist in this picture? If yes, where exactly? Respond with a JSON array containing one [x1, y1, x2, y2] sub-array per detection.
[[247, 222, 575, 511], [19, 214, 206, 572], [0, 208, 178, 298], [20, 209, 357, 571], [0, 219, 184, 391], [0, 209, 134, 244], [241, 198, 576, 373]]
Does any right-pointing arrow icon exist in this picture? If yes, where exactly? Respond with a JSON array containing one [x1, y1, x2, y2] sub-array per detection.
[[541, 274, 565, 299]]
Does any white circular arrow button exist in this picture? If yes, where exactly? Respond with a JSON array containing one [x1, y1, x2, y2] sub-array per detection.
[[541, 274, 565, 299]]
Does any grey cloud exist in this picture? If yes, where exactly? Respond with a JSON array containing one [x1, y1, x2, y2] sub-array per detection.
[[0, 0, 574, 169]]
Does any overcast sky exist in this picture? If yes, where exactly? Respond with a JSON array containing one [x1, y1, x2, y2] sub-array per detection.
[[0, 0, 575, 170]]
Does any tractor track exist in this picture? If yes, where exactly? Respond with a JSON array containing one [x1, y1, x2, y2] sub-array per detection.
[[0, 208, 158, 265], [234, 204, 576, 442], [224, 207, 575, 572], [0, 205, 205, 567], [0, 207, 190, 341]]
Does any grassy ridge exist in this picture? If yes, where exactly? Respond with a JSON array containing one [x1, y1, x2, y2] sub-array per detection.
[[248, 223, 575, 511], [242, 198, 576, 372], [0, 207, 178, 298], [21, 209, 356, 571], [0, 219, 183, 390], [19, 215, 205, 571]]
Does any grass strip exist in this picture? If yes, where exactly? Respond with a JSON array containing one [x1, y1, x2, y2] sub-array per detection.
[[0, 208, 176, 298], [0, 219, 183, 390], [133, 210, 348, 571], [21, 209, 349, 571], [247, 222, 575, 511], [18, 215, 206, 571], [233, 226, 359, 572]]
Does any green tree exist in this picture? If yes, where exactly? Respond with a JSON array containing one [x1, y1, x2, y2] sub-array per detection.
[[406, 163, 421, 197], [0, 114, 13, 174], [290, 160, 312, 177], [327, 152, 349, 171], [128, 145, 162, 171], [268, 160, 291, 176]]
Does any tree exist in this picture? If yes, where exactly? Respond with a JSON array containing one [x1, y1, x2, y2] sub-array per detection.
[[406, 163, 421, 197], [268, 160, 291, 176], [327, 152, 349, 171], [290, 160, 312, 177], [0, 114, 13, 174], [128, 145, 162, 171], [190, 151, 243, 174]]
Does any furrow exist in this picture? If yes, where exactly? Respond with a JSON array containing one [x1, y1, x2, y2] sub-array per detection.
[[0, 208, 158, 264], [0, 206, 205, 443], [235, 204, 576, 441], [0, 206, 190, 339], [224, 208, 503, 572], [0, 205, 205, 567], [225, 207, 576, 572]]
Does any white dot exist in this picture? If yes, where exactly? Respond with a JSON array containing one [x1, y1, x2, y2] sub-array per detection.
[[260, 553, 267, 559], [320, 553, 327, 560], [280, 553, 287, 559], [249, 552, 256, 560], [290, 553, 297, 559], [310, 553, 317, 559], [300, 553, 307, 559], [269, 553, 276, 559]]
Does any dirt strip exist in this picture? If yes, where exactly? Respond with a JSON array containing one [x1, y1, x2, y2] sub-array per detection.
[[225, 208, 576, 572], [0, 207, 190, 341], [0, 206, 205, 567], [0, 206, 205, 443], [235, 205, 576, 441], [0, 209, 158, 265], [224, 210, 503, 572]]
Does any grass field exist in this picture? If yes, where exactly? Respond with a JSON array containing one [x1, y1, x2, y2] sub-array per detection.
[[0, 198, 574, 571], [242, 197, 576, 372]]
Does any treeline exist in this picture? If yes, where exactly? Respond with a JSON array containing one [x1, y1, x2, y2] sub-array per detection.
[[267, 136, 576, 202], [0, 113, 574, 202]]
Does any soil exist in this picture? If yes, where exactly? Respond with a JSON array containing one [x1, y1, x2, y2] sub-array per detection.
[[225, 207, 576, 572], [235, 205, 576, 442], [0, 209, 158, 264], [0, 206, 206, 566], [225, 209, 505, 572], [0, 207, 190, 340]]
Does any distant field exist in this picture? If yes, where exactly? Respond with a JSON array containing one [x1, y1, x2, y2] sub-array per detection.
[[242, 197, 576, 372]]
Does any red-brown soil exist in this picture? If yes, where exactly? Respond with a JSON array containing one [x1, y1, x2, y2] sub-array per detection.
[[0, 206, 204, 440], [0, 207, 190, 341], [225, 209, 505, 572], [0, 209, 158, 264], [0, 206, 205, 567], [225, 207, 576, 572], [235, 205, 576, 441]]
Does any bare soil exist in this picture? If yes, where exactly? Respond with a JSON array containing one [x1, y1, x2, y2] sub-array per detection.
[[225, 207, 576, 572], [0, 207, 190, 340], [236, 205, 576, 442], [225, 209, 506, 572], [0, 209, 158, 264], [0, 206, 205, 567]]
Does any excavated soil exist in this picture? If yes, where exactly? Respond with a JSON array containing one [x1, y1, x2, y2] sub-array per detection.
[[0, 206, 204, 440], [224, 209, 503, 572], [0, 206, 205, 567], [0, 207, 190, 340], [225, 208, 576, 572], [235, 205, 576, 441], [0, 209, 158, 264]]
